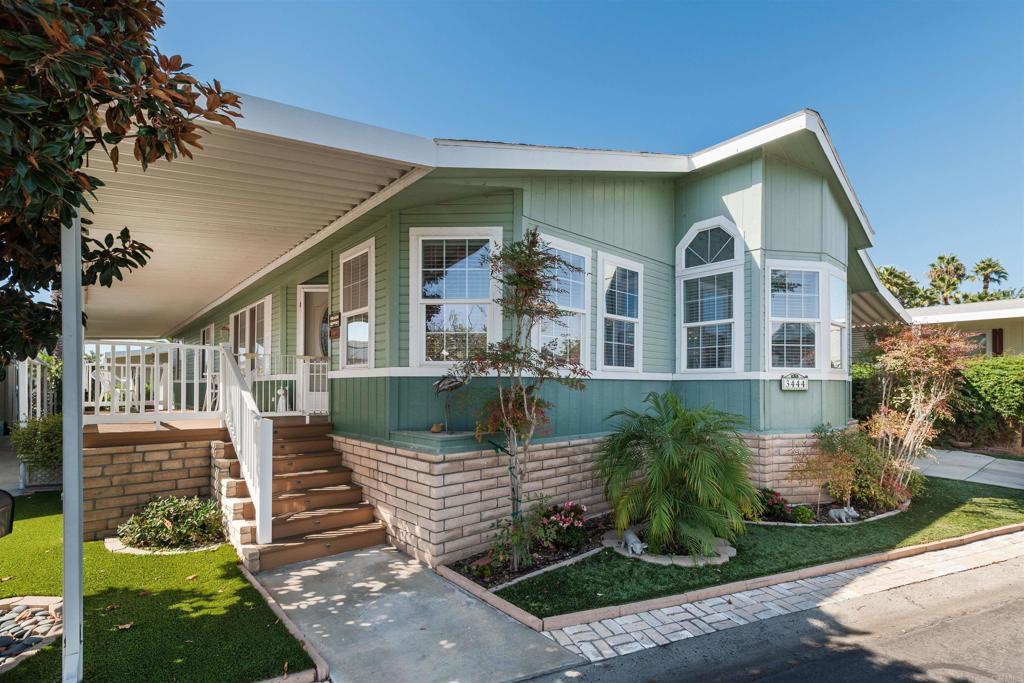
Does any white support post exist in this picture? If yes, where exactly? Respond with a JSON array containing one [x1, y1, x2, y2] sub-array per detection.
[[16, 360, 28, 424], [61, 211, 84, 683]]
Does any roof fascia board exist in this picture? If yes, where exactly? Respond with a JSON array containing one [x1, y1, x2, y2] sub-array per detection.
[[858, 249, 912, 324], [433, 140, 693, 173], [910, 307, 1024, 324], [236, 94, 437, 167], [166, 165, 433, 336]]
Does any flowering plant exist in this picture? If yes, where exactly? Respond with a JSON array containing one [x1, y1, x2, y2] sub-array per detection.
[[541, 500, 589, 550]]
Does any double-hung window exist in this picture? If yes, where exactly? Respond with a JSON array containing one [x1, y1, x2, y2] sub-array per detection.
[[828, 274, 847, 370], [340, 239, 374, 368], [410, 227, 502, 365], [768, 269, 820, 369], [677, 218, 744, 373], [599, 253, 642, 371], [537, 235, 590, 366]]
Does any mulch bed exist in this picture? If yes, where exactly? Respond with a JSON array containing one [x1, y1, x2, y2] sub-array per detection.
[[451, 515, 612, 589], [759, 501, 904, 525]]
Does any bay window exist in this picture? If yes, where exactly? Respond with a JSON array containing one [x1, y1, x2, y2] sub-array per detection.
[[829, 274, 847, 370], [677, 217, 745, 373], [767, 261, 848, 374]]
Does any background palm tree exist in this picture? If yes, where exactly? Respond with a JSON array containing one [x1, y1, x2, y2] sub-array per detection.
[[973, 257, 1008, 297], [877, 266, 925, 307], [927, 254, 969, 305]]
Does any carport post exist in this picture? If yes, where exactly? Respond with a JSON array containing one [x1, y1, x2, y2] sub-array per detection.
[[61, 210, 84, 683]]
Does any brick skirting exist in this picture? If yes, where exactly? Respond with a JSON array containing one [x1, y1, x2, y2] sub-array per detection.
[[332, 431, 825, 567], [82, 440, 213, 540]]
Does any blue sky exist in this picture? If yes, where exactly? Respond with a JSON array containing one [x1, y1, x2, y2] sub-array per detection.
[[159, 0, 1024, 292]]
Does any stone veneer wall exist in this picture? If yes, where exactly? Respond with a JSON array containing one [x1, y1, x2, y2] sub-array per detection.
[[332, 431, 825, 567], [82, 440, 213, 541]]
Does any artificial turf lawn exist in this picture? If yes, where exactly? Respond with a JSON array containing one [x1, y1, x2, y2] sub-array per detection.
[[497, 477, 1024, 618], [0, 493, 312, 682]]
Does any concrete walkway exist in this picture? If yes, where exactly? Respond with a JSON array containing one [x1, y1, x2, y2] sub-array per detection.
[[918, 449, 1024, 490], [256, 546, 583, 683], [544, 530, 1024, 663]]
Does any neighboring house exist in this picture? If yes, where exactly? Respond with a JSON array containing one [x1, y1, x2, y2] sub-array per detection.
[[76, 100, 907, 568], [907, 298, 1024, 356]]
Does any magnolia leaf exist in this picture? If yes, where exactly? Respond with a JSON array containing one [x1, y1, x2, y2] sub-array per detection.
[[116, 622, 134, 631]]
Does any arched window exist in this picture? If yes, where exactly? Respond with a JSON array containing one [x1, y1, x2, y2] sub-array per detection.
[[676, 217, 744, 373]]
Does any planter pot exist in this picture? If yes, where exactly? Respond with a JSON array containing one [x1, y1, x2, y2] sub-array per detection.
[[949, 440, 973, 449], [20, 462, 62, 489]]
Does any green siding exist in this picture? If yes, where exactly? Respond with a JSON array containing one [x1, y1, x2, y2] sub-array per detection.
[[764, 155, 849, 266], [762, 379, 850, 432], [330, 376, 390, 438]]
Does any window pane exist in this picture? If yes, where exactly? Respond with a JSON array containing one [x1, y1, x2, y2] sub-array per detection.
[[233, 312, 246, 355], [343, 252, 369, 312], [346, 313, 369, 366], [251, 303, 266, 355], [683, 273, 733, 323], [546, 247, 586, 311], [830, 275, 847, 325], [686, 323, 732, 369], [422, 238, 491, 300], [604, 319, 635, 368], [604, 265, 639, 319], [770, 270, 819, 319], [423, 303, 489, 361], [685, 227, 734, 268], [540, 313, 583, 363], [771, 322, 816, 368], [829, 323, 843, 370]]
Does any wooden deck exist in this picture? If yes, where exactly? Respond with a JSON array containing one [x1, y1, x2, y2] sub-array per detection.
[[82, 419, 228, 448]]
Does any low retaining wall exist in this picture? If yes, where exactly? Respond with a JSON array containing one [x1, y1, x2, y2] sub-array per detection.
[[330, 434, 609, 567], [83, 440, 214, 540], [332, 431, 825, 566]]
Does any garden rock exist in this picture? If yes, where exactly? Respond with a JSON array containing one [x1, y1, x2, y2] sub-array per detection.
[[0, 599, 63, 675]]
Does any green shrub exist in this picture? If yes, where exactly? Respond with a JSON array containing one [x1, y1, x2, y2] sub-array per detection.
[[812, 424, 919, 510], [851, 363, 882, 421], [598, 392, 761, 556], [753, 488, 788, 520], [9, 413, 62, 466], [490, 497, 556, 569], [117, 496, 224, 549], [789, 506, 814, 524], [943, 355, 1024, 446], [541, 500, 590, 551]]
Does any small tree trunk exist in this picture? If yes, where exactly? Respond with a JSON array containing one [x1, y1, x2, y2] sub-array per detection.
[[507, 430, 521, 572]]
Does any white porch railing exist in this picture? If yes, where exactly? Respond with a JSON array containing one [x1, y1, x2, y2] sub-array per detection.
[[238, 353, 329, 417], [17, 357, 57, 421], [82, 340, 221, 423], [220, 344, 273, 544]]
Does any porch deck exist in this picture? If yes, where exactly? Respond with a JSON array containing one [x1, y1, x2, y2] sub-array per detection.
[[82, 419, 228, 448]]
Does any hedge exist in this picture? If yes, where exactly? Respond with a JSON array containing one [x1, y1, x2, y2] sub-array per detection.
[[9, 413, 62, 467]]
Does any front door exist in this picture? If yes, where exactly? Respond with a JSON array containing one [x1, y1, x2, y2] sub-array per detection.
[[297, 285, 329, 414]]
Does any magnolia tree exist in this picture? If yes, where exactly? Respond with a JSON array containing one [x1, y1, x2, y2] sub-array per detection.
[[440, 229, 590, 570], [865, 325, 977, 485], [0, 0, 241, 369]]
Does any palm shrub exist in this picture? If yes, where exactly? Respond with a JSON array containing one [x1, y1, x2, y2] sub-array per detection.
[[597, 392, 761, 556]]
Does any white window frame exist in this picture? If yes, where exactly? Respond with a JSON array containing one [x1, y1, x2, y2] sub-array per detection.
[[676, 217, 745, 374], [409, 226, 503, 367], [533, 234, 591, 370], [229, 294, 273, 371], [199, 323, 215, 375], [827, 272, 848, 372], [339, 238, 375, 369], [598, 251, 644, 372], [764, 259, 847, 379]]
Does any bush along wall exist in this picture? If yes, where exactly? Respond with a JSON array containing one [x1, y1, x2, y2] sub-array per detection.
[[943, 355, 1024, 447], [852, 363, 881, 422]]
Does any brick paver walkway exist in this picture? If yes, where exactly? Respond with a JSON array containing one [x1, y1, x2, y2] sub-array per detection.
[[543, 531, 1024, 662]]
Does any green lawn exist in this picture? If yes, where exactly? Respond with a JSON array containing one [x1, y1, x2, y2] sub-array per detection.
[[498, 477, 1024, 618], [0, 493, 312, 682]]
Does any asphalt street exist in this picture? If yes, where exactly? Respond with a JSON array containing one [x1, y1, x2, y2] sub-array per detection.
[[525, 554, 1024, 683]]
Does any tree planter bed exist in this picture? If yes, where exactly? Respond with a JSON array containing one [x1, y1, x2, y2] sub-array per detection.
[[749, 500, 911, 527], [103, 537, 223, 555]]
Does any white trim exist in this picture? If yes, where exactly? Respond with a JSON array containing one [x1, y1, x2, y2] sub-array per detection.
[[338, 238, 376, 369], [909, 305, 1024, 324], [858, 250, 912, 324], [170, 165, 431, 335], [229, 294, 273, 364], [765, 259, 848, 379], [676, 216, 746, 375], [408, 226, 504, 367], [325, 366, 849, 382], [536, 234, 592, 370], [597, 252, 644, 373]]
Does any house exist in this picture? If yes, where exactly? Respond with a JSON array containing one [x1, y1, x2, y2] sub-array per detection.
[[907, 298, 1024, 356], [71, 99, 907, 569]]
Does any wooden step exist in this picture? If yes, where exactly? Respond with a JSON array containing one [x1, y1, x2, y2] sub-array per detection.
[[273, 451, 341, 474], [255, 522, 386, 571], [270, 503, 376, 540], [271, 484, 364, 515], [272, 467, 351, 494], [273, 437, 334, 455], [271, 422, 332, 440]]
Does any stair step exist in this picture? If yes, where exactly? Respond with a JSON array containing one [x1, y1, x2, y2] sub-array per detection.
[[271, 484, 364, 515], [272, 423, 332, 439], [273, 451, 341, 474], [271, 467, 351, 493], [255, 522, 386, 571], [270, 503, 376, 540], [273, 437, 333, 455]]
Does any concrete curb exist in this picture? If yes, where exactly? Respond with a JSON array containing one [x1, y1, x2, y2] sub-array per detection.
[[437, 521, 1024, 632], [486, 546, 606, 593], [747, 501, 910, 527], [239, 564, 330, 683]]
